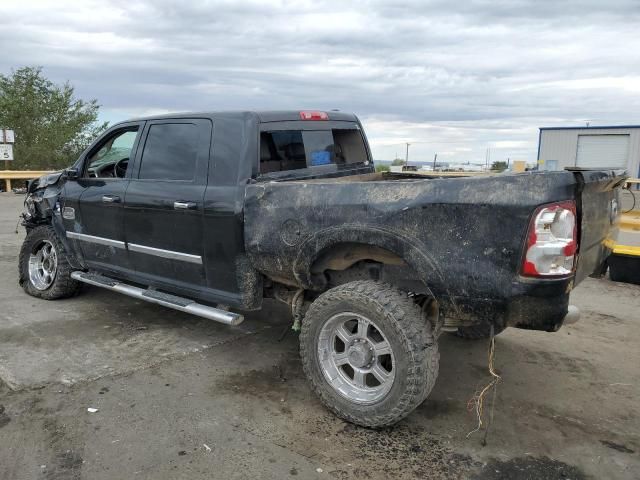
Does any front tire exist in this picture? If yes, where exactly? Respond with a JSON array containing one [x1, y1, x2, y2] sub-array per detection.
[[19, 225, 80, 300], [300, 280, 439, 428]]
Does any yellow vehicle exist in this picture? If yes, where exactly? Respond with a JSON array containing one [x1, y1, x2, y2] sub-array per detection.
[[608, 180, 640, 284]]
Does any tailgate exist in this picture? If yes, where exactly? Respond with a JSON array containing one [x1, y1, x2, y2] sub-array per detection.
[[573, 169, 627, 284]]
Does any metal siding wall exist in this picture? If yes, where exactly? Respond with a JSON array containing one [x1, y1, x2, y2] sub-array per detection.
[[539, 128, 640, 175], [538, 130, 578, 169]]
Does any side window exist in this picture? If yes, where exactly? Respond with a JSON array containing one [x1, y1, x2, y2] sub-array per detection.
[[139, 123, 199, 181], [85, 129, 138, 178]]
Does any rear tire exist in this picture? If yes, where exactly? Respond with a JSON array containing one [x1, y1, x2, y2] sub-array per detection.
[[300, 280, 439, 428], [19, 225, 80, 300]]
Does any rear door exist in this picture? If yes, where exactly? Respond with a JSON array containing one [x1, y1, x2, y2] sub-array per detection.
[[123, 119, 211, 289]]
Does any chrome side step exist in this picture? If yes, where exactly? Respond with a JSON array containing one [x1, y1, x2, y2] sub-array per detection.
[[70, 271, 244, 326]]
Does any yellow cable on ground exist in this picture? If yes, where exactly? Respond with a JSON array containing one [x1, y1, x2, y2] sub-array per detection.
[[466, 329, 501, 440]]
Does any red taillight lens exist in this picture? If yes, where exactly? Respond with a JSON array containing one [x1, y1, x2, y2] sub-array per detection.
[[299, 111, 328, 120], [522, 200, 577, 277]]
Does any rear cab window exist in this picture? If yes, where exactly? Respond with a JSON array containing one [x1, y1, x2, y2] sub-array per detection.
[[258, 120, 372, 180]]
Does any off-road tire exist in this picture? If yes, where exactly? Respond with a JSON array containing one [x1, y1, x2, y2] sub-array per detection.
[[19, 225, 80, 299], [300, 280, 439, 428], [456, 322, 506, 340]]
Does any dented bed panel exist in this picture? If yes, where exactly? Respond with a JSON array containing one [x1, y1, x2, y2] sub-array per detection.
[[244, 171, 579, 327]]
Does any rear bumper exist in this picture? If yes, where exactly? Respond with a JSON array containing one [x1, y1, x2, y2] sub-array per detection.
[[505, 292, 570, 331], [442, 274, 589, 332], [504, 276, 575, 331]]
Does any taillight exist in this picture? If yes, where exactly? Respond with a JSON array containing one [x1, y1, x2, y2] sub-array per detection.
[[299, 111, 328, 120], [522, 200, 577, 277]]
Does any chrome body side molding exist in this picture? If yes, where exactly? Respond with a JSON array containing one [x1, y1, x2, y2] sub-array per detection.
[[65, 232, 202, 264], [66, 231, 126, 249], [128, 243, 202, 264]]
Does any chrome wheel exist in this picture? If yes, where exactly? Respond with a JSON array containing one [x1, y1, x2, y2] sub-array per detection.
[[317, 312, 396, 405], [28, 240, 58, 291]]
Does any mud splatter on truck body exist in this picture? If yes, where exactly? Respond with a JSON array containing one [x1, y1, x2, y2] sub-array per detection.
[[245, 169, 625, 331], [19, 110, 625, 334]]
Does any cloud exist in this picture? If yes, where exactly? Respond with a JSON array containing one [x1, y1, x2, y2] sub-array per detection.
[[2, 0, 640, 163]]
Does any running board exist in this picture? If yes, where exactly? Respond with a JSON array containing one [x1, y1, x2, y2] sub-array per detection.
[[70, 271, 244, 326]]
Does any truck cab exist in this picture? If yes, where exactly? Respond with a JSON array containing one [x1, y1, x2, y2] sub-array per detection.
[[52, 111, 372, 310]]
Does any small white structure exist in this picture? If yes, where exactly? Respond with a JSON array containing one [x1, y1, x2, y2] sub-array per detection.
[[447, 163, 485, 172], [538, 125, 640, 176], [389, 165, 418, 173]]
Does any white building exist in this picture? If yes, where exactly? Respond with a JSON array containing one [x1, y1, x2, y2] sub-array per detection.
[[537, 125, 640, 177]]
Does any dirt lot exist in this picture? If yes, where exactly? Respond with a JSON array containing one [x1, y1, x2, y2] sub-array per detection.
[[0, 192, 638, 479]]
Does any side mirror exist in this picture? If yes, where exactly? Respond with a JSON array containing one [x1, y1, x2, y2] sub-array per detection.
[[65, 168, 79, 180]]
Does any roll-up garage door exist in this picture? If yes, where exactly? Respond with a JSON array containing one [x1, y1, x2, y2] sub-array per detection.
[[576, 134, 629, 168]]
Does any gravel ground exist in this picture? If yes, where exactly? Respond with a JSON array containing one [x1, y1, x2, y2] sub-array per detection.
[[0, 192, 638, 479]]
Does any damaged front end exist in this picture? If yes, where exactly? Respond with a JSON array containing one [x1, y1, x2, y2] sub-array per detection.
[[21, 171, 66, 230]]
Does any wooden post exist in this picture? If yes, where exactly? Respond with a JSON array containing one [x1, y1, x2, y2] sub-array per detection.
[[4, 161, 10, 191], [2, 128, 12, 191]]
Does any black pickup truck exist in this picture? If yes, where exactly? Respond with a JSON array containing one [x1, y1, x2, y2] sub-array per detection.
[[19, 110, 625, 427]]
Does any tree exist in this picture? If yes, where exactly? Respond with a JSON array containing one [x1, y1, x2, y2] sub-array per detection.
[[391, 158, 405, 166], [491, 161, 508, 172], [0, 66, 108, 170]]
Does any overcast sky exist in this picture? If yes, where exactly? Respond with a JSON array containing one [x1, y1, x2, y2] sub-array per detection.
[[2, 0, 640, 164]]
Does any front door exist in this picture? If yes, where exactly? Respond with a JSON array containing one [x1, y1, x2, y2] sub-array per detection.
[[66, 123, 143, 274], [123, 118, 211, 290]]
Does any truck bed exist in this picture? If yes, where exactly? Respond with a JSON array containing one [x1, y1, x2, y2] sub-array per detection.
[[245, 169, 625, 330]]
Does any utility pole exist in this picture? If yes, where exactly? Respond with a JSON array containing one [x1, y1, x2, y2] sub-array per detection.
[[432, 153, 438, 171], [405, 143, 410, 166]]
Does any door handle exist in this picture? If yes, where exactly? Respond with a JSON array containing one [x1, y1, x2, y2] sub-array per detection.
[[173, 201, 197, 210], [102, 195, 121, 203]]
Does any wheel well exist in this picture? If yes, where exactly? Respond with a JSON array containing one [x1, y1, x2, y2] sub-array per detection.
[[311, 242, 406, 273], [310, 242, 430, 295]]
